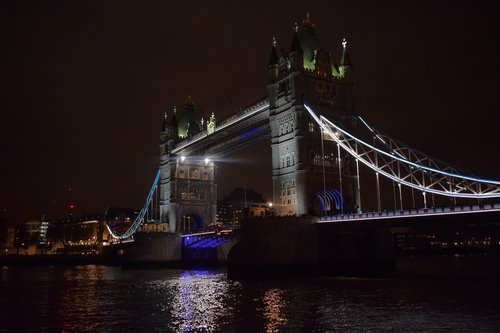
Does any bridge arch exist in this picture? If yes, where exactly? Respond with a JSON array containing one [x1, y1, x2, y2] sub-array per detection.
[[312, 188, 343, 216], [181, 213, 205, 233]]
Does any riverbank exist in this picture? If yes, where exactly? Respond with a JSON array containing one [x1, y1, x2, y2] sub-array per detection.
[[0, 254, 121, 266]]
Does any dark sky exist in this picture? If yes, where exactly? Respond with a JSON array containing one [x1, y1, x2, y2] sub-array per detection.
[[1, 0, 499, 223]]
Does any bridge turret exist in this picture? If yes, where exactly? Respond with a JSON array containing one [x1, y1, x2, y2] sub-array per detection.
[[160, 106, 179, 155], [207, 112, 216, 134], [339, 38, 352, 80], [268, 37, 279, 83], [289, 23, 303, 72], [338, 38, 354, 111]]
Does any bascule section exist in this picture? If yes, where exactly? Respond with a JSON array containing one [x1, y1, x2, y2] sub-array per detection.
[[268, 14, 360, 216]]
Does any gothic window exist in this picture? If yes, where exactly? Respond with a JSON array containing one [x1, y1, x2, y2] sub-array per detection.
[[286, 156, 291, 167], [313, 154, 322, 166], [178, 169, 185, 178], [309, 122, 315, 132], [190, 168, 199, 179]]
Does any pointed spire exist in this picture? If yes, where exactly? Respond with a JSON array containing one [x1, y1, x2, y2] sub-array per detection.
[[290, 23, 302, 53], [268, 37, 279, 66], [168, 105, 178, 126], [161, 112, 167, 131], [340, 38, 352, 67]]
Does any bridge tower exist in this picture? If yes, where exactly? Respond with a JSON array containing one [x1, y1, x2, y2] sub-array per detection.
[[159, 102, 217, 233], [268, 14, 360, 216]]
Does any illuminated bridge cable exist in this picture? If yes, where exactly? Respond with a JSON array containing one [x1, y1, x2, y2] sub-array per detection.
[[303, 103, 500, 199], [107, 170, 161, 240]]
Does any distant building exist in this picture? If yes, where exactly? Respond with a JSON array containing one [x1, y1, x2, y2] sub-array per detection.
[[390, 224, 500, 254], [13, 218, 44, 255], [48, 214, 105, 255], [0, 218, 15, 255], [216, 188, 271, 227]]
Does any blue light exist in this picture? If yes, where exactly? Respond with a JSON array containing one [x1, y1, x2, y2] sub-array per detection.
[[239, 126, 262, 140]]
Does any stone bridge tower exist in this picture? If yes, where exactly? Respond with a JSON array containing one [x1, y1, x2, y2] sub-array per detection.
[[268, 14, 360, 216], [159, 101, 217, 233]]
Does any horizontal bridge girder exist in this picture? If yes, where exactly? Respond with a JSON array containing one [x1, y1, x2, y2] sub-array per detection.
[[172, 100, 269, 157]]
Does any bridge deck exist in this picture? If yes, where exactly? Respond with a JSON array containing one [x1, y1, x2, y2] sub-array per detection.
[[318, 203, 500, 223]]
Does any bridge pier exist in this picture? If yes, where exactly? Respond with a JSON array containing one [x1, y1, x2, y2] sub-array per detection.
[[227, 217, 395, 278], [122, 232, 182, 268]]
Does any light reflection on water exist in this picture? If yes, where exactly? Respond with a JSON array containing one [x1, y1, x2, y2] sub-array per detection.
[[1, 257, 500, 332], [261, 288, 287, 333], [145, 270, 237, 332]]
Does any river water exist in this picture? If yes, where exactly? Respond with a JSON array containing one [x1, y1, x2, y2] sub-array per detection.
[[1, 255, 499, 332]]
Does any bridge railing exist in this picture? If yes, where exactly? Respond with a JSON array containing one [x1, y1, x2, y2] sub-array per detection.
[[318, 203, 500, 222]]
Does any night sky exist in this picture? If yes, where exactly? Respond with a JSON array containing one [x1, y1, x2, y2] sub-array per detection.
[[1, 1, 499, 223]]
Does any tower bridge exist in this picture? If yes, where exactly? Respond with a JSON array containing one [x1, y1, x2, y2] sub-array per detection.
[[107, 14, 500, 242]]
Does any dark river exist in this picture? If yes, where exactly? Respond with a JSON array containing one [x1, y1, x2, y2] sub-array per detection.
[[1, 255, 499, 332]]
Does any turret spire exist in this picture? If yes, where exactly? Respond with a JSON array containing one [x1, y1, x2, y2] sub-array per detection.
[[340, 37, 352, 67], [268, 37, 279, 66], [169, 105, 178, 126], [161, 112, 167, 131], [290, 24, 302, 53]]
